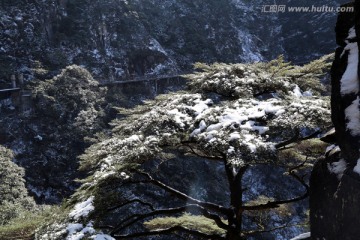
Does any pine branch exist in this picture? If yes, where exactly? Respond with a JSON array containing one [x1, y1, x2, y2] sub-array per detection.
[[135, 170, 231, 215], [242, 223, 305, 237], [113, 225, 225, 239], [111, 206, 187, 234], [97, 224, 115, 230], [275, 129, 321, 149], [242, 161, 309, 211], [182, 143, 222, 160], [107, 198, 155, 212], [287, 158, 310, 192], [110, 204, 229, 235], [242, 190, 307, 211]]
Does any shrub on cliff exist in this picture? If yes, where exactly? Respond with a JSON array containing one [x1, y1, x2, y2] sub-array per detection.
[[10, 65, 109, 203], [0, 146, 35, 225], [32, 65, 107, 137]]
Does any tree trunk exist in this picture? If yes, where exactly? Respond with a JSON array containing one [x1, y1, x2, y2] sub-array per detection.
[[224, 160, 248, 240], [226, 231, 243, 240]]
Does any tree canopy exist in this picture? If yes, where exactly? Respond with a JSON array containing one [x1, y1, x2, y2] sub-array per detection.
[[36, 55, 332, 240], [32, 65, 107, 136], [0, 146, 35, 225]]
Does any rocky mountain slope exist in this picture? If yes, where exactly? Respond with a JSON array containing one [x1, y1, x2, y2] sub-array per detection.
[[0, 0, 349, 85]]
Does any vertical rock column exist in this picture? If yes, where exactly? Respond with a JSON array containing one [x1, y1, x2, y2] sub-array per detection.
[[310, 1, 360, 239]]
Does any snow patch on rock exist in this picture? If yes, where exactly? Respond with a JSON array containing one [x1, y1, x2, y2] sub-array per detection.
[[191, 99, 213, 116], [290, 232, 310, 240], [353, 159, 360, 175], [341, 27, 359, 96], [345, 97, 360, 136], [66, 222, 114, 240], [69, 197, 95, 220], [325, 144, 339, 154], [293, 85, 303, 98], [149, 38, 167, 55], [327, 159, 347, 180]]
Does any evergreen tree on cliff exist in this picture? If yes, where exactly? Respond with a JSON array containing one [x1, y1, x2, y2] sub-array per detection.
[[36, 56, 332, 240], [0, 146, 35, 225]]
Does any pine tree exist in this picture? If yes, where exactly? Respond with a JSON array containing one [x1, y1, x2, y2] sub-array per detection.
[[0, 146, 35, 225], [32, 65, 107, 136], [77, 57, 331, 239], [38, 56, 332, 239]]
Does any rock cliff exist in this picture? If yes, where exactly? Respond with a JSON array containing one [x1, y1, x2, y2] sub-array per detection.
[[310, 1, 360, 239], [0, 0, 349, 85]]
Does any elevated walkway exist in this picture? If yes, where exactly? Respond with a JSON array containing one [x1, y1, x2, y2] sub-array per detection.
[[0, 88, 21, 100], [99, 72, 188, 86], [0, 74, 33, 112]]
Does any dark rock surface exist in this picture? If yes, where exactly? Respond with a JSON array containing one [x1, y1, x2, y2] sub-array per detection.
[[0, 0, 349, 84], [310, 1, 360, 239], [311, 158, 360, 240], [331, 1, 359, 163]]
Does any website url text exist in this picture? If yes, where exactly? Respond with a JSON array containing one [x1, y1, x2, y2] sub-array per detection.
[[261, 5, 354, 13]]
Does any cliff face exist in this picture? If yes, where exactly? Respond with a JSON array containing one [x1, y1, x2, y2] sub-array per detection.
[[0, 0, 348, 85], [310, 1, 360, 239], [0, 0, 350, 214]]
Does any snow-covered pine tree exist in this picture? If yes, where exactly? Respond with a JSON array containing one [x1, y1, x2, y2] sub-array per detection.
[[0, 146, 35, 225], [37, 55, 332, 240]]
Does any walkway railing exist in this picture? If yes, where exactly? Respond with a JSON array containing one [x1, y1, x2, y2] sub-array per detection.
[[99, 72, 190, 86]]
